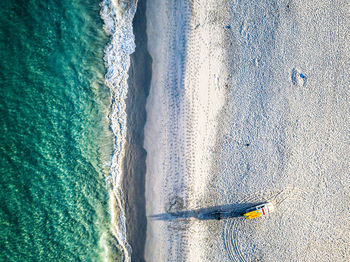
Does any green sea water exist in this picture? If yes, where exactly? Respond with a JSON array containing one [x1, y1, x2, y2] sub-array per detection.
[[0, 0, 122, 261]]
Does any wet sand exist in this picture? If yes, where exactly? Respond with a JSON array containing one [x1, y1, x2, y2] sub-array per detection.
[[122, 0, 151, 261]]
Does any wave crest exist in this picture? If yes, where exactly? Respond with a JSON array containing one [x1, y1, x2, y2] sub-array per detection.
[[100, 0, 137, 261]]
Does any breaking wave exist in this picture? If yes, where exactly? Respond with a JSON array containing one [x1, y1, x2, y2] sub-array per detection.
[[100, 0, 138, 261]]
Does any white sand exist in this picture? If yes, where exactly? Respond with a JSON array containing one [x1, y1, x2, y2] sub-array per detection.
[[144, 0, 228, 260], [144, 0, 350, 261]]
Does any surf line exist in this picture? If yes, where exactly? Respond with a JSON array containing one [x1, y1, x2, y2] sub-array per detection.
[[100, 0, 138, 261]]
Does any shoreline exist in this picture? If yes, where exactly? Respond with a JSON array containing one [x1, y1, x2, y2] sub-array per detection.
[[122, 0, 151, 261]]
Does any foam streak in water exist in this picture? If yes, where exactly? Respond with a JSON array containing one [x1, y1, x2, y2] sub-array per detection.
[[100, 0, 137, 261]]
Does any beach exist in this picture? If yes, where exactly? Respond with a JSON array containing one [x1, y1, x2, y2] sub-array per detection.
[[143, 0, 350, 261], [0, 0, 348, 261]]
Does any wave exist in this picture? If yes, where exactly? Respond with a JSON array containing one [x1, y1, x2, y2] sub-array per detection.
[[100, 0, 138, 261]]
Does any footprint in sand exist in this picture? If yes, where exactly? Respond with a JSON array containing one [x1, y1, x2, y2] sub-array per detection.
[[291, 67, 307, 87]]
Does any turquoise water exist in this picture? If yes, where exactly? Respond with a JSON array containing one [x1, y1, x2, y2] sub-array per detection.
[[0, 0, 122, 261]]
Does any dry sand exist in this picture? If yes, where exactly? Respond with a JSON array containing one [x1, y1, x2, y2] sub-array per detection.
[[144, 0, 350, 261]]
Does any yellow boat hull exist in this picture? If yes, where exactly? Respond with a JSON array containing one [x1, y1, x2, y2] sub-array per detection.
[[243, 210, 263, 219]]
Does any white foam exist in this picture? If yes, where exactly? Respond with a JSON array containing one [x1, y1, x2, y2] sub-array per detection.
[[100, 0, 137, 261]]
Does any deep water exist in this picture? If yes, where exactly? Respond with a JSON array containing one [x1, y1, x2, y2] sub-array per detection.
[[0, 0, 122, 261]]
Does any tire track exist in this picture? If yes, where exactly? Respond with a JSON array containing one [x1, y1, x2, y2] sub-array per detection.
[[162, 1, 194, 260], [222, 187, 309, 261]]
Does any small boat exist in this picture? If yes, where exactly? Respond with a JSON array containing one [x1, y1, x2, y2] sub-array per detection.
[[242, 202, 274, 219]]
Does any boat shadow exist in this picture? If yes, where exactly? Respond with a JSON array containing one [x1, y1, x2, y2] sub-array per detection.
[[149, 202, 265, 221]]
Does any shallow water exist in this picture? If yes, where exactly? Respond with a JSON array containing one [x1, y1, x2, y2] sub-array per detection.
[[0, 0, 122, 260]]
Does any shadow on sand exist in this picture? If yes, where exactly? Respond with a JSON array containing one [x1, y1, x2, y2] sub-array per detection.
[[150, 202, 265, 221]]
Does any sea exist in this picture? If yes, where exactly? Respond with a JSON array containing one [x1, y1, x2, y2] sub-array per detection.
[[0, 0, 137, 261]]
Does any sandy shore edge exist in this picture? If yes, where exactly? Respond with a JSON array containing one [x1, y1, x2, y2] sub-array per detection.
[[122, 0, 151, 261]]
